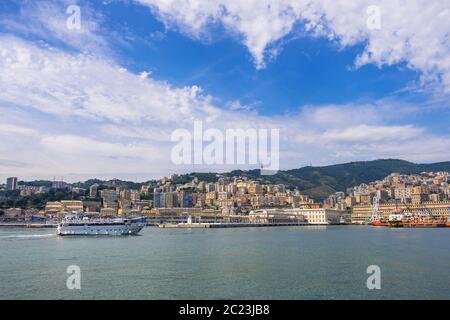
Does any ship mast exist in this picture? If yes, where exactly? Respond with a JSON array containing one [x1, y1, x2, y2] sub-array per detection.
[[372, 194, 379, 220]]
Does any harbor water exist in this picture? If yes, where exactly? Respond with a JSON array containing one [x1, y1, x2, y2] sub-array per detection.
[[0, 225, 449, 299]]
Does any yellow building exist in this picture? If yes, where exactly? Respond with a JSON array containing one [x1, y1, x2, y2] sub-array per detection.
[[60, 200, 83, 212], [45, 201, 63, 215], [100, 207, 117, 216], [351, 201, 450, 223], [44, 200, 83, 217]]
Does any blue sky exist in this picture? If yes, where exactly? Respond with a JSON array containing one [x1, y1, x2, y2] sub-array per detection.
[[87, 0, 420, 112], [0, 0, 449, 181]]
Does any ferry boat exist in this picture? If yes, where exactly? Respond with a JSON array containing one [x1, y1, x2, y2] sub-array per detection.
[[370, 219, 388, 227], [57, 214, 145, 236], [387, 211, 404, 228], [402, 218, 447, 228], [369, 215, 388, 227]]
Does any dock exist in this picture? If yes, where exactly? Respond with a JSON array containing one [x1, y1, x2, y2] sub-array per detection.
[[0, 223, 57, 228], [159, 222, 308, 228]]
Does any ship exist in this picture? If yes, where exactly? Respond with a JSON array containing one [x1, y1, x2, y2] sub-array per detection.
[[402, 217, 447, 228], [57, 213, 145, 236], [370, 219, 388, 227], [387, 210, 404, 228], [387, 206, 449, 228]]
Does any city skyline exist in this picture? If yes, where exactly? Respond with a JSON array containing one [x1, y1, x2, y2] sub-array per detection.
[[3, 166, 449, 221], [1, 1, 450, 181]]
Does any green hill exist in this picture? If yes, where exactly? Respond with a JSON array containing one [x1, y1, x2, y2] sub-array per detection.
[[13, 159, 450, 203]]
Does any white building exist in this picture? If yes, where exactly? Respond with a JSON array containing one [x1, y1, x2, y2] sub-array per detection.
[[249, 208, 345, 225], [293, 208, 343, 224]]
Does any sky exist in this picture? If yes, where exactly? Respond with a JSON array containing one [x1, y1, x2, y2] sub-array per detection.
[[0, 0, 449, 182]]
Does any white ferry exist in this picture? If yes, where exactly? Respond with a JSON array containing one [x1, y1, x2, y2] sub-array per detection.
[[57, 214, 145, 236]]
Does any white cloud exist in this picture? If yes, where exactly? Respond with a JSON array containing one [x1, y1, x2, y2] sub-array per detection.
[[0, 2, 450, 181], [0, 0, 109, 55], [136, 0, 450, 92], [0, 36, 219, 125], [297, 125, 423, 143], [0, 123, 39, 136]]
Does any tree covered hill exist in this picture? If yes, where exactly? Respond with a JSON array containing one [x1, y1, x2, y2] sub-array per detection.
[[188, 159, 450, 200], [11, 159, 450, 202]]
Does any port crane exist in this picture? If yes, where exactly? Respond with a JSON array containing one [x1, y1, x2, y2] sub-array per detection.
[[368, 194, 380, 223]]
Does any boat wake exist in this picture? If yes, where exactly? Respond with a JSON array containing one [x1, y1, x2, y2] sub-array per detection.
[[0, 233, 56, 240]]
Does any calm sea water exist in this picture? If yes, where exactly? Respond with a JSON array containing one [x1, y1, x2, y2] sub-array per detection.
[[0, 225, 449, 300]]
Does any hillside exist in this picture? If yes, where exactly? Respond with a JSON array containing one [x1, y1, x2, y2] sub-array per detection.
[[187, 159, 450, 200], [14, 159, 450, 202]]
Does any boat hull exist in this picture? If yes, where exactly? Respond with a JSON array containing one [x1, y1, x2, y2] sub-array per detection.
[[388, 220, 404, 228], [402, 222, 447, 228], [57, 224, 144, 236], [370, 220, 388, 227]]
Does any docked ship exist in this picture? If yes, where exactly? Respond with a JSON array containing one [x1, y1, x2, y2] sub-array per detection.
[[370, 219, 388, 227], [387, 211, 404, 228], [369, 215, 388, 227], [402, 217, 447, 228], [387, 208, 448, 228], [57, 214, 145, 236]]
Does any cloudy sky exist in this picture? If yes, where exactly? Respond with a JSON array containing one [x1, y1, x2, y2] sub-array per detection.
[[0, 0, 449, 182]]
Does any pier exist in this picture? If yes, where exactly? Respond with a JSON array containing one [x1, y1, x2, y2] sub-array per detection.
[[158, 222, 308, 228], [0, 223, 57, 228]]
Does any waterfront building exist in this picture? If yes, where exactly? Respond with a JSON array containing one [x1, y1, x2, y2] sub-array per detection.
[[4, 208, 24, 219], [294, 208, 343, 224], [45, 201, 64, 215], [248, 209, 305, 224], [249, 208, 345, 225], [100, 207, 117, 215], [351, 201, 450, 223], [24, 208, 40, 221], [43, 200, 83, 215], [60, 200, 84, 212]]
